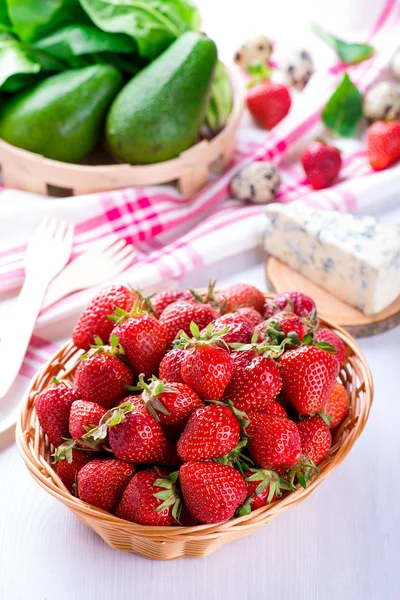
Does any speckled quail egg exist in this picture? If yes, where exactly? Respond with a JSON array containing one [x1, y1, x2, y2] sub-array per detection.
[[278, 48, 314, 90], [390, 48, 400, 81], [230, 161, 281, 204], [363, 81, 400, 121], [234, 35, 272, 69]]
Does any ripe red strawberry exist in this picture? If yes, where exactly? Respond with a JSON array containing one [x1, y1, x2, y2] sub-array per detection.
[[242, 469, 282, 510], [35, 382, 80, 447], [221, 283, 265, 314], [138, 378, 203, 430], [179, 462, 247, 524], [247, 81, 291, 130], [69, 400, 107, 446], [77, 459, 135, 513], [107, 396, 178, 465], [116, 467, 181, 525], [314, 327, 345, 365], [297, 416, 332, 465], [223, 350, 282, 412], [247, 414, 302, 470], [264, 291, 315, 318], [301, 141, 342, 190], [158, 348, 186, 383], [279, 345, 340, 415], [202, 312, 253, 345], [180, 344, 233, 400], [323, 382, 350, 428], [74, 347, 133, 410], [367, 121, 400, 170], [112, 313, 167, 378], [152, 289, 194, 318], [177, 404, 241, 461], [159, 301, 218, 346], [55, 449, 93, 493], [256, 311, 306, 342], [72, 285, 136, 350], [235, 307, 263, 327], [258, 400, 287, 418]]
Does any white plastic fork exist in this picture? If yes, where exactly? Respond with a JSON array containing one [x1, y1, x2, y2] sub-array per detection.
[[42, 235, 135, 310], [0, 217, 74, 399]]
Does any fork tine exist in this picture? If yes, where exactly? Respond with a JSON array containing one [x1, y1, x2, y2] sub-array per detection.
[[111, 254, 135, 273], [111, 245, 135, 263], [104, 239, 127, 257], [54, 220, 68, 241], [45, 217, 59, 240]]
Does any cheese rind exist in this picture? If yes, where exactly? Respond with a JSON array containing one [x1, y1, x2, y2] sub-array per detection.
[[264, 203, 400, 315]]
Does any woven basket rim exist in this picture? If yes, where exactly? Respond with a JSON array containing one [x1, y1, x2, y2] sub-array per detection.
[[16, 304, 374, 540]]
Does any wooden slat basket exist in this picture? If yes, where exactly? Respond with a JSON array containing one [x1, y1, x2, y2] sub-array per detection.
[[0, 67, 244, 197], [16, 304, 373, 560]]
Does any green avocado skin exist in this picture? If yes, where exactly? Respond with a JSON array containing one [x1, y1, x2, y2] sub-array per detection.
[[0, 65, 122, 163], [106, 32, 218, 165]]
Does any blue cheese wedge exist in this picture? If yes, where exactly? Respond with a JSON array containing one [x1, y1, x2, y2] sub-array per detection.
[[264, 203, 400, 315]]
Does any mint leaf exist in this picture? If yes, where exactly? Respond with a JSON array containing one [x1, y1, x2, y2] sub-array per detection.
[[313, 24, 374, 65], [322, 73, 362, 138]]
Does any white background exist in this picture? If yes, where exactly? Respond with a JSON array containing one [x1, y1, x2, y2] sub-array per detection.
[[1, 1, 400, 599]]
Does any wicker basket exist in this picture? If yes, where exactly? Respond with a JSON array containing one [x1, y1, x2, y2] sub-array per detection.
[[16, 309, 373, 560], [0, 67, 244, 197]]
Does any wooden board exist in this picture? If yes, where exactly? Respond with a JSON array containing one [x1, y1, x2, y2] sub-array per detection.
[[265, 256, 400, 338]]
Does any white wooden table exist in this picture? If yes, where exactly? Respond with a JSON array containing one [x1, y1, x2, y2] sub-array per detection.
[[1, 2, 399, 598]]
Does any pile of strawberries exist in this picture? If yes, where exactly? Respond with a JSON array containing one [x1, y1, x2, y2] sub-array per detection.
[[35, 283, 350, 526]]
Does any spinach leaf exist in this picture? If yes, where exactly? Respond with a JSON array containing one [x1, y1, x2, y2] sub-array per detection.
[[313, 24, 374, 65], [7, 0, 88, 42], [322, 73, 363, 137], [35, 24, 136, 63], [0, 39, 65, 92], [0, 0, 13, 32], [79, 0, 201, 60]]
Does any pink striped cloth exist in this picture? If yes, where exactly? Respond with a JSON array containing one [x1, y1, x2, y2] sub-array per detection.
[[0, 0, 400, 392]]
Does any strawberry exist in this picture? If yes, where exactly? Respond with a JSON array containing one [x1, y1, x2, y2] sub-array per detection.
[[241, 469, 284, 512], [73, 337, 133, 409], [152, 289, 194, 319], [72, 285, 136, 350], [235, 307, 263, 327], [137, 377, 203, 433], [367, 121, 400, 171], [112, 309, 168, 378], [264, 291, 315, 318], [301, 141, 342, 190], [158, 348, 186, 383], [221, 283, 265, 314], [223, 350, 282, 412], [116, 467, 181, 525], [35, 381, 80, 447], [104, 396, 178, 465], [258, 400, 287, 418], [181, 344, 233, 400], [297, 415, 332, 465], [159, 301, 218, 346], [322, 382, 350, 428], [177, 404, 241, 462], [314, 328, 345, 366], [77, 459, 135, 513], [69, 400, 107, 446], [279, 345, 340, 415], [54, 448, 93, 493], [256, 311, 306, 342], [247, 414, 302, 470], [179, 462, 247, 524], [204, 313, 253, 345], [247, 81, 291, 130]]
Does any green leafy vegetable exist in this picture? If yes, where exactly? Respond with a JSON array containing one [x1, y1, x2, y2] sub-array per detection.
[[205, 61, 233, 134], [0, 38, 65, 92], [0, 0, 13, 32], [322, 73, 363, 138], [34, 24, 136, 65], [7, 0, 88, 42], [79, 0, 201, 60], [313, 23, 374, 65]]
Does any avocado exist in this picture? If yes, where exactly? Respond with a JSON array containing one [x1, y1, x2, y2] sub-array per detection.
[[0, 64, 122, 163], [106, 32, 217, 165]]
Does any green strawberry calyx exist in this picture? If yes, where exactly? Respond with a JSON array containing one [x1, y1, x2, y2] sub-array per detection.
[[126, 375, 177, 421], [108, 297, 149, 326], [82, 399, 136, 442], [80, 333, 125, 361], [189, 280, 227, 313], [286, 456, 319, 490], [230, 329, 298, 359], [237, 468, 292, 516], [53, 439, 98, 463], [173, 321, 231, 351], [153, 470, 182, 522]]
